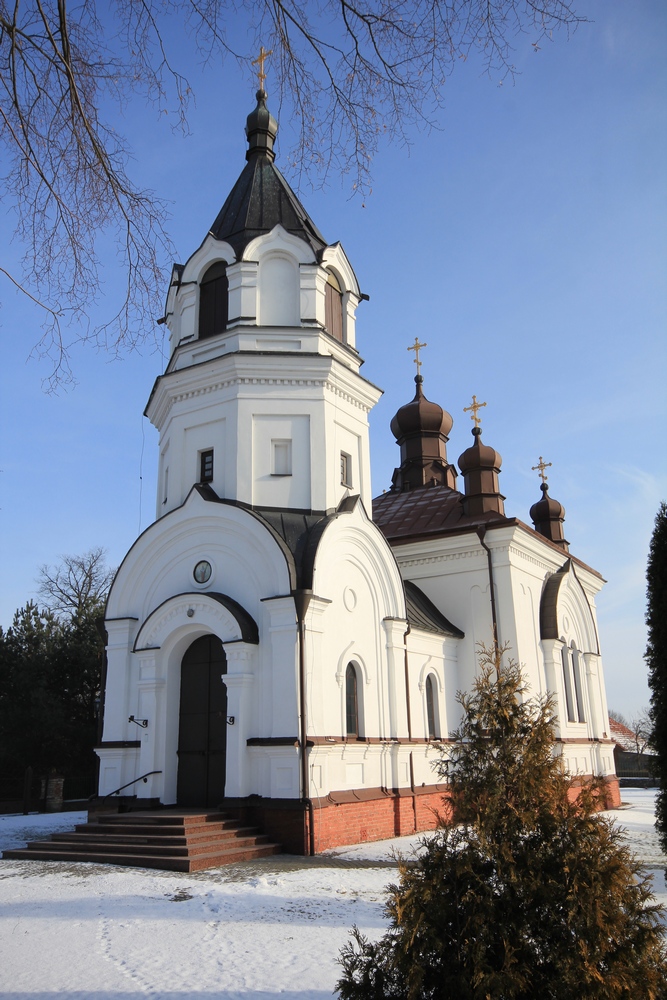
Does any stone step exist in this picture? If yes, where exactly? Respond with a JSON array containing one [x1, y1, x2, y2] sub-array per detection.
[[23, 832, 273, 858], [76, 819, 245, 838], [3, 841, 281, 872], [1, 808, 283, 871], [96, 812, 231, 826], [53, 825, 260, 847]]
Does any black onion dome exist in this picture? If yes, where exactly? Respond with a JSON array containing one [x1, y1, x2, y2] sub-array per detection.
[[208, 90, 328, 259], [458, 426, 502, 474], [390, 376, 453, 441], [245, 89, 278, 161], [530, 482, 566, 525]]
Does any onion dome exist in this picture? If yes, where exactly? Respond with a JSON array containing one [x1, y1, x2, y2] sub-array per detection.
[[457, 427, 505, 517], [245, 89, 278, 161], [530, 482, 569, 551], [390, 375, 457, 491]]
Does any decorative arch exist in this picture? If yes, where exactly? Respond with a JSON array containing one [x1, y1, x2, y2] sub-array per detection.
[[539, 560, 599, 654], [134, 592, 258, 652]]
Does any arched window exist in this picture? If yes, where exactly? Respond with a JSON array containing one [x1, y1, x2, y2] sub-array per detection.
[[571, 643, 586, 722], [345, 663, 359, 737], [199, 261, 228, 339], [561, 642, 576, 723], [325, 270, 344, 342], [425, 675, 438, 740]]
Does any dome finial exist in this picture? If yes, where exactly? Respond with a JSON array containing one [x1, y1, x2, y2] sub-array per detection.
[[531, 455, 553, 485], [245, 53, 278, 162], [252, 46, 273, 92], [463, 394, 487, 429], [407, 337, 427, 376]]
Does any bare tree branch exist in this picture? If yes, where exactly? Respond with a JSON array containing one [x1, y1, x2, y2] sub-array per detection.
[[37, 547, 115, 618], [0, 0, 584, 386]]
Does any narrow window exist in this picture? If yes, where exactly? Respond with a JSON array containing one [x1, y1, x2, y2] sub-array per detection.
[[199, 261, 228, 339], [341, 451, 352, 488], [571, 645, 586, 722], [200, 450, 214, 483], [325, 271, 344, 342], [163, 466, 169, 506], [561, 644, 576, 723], [345, 663, 359, 737], [272, 439, 292, 476], [426, 675, 438, 740]]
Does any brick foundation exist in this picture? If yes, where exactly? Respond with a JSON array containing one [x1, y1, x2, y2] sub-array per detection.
[[222, 773, 621, 855]]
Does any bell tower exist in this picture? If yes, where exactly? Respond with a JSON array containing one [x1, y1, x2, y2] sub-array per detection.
[[145, 88, 381, 517]]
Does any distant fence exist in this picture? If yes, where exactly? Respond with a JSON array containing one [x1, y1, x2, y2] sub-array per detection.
[[0, 768, 97, 814]]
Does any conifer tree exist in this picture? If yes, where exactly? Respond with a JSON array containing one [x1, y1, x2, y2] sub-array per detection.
[[337, 646, 667, 1000], [647, 501, 667, 859]]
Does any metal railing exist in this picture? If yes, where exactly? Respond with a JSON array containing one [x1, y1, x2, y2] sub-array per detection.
[[90, 770, 162, 805]]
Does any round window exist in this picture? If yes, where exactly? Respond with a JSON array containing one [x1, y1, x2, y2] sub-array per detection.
[[193, 560, 212, 585]]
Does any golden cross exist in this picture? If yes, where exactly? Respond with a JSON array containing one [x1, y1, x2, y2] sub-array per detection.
[[252, 46, 273, 89], [407, 337, 427, 374], [532, 456, 552, 484], [463, 394, 487, 428]]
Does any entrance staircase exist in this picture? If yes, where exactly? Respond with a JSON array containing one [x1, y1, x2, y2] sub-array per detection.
[[2, 810, 282, 872]]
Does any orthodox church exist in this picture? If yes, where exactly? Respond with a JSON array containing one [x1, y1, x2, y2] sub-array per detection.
[[97, 87, 620, 854]]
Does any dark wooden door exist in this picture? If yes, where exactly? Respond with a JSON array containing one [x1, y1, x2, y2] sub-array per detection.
[[177, 635, 227, 806]]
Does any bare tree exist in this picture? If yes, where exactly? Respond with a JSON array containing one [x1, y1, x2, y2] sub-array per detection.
[[1, 0, 583, 386], [630, 708, 652, 762], [609, 708, 630, 728], [37, 547, 115, 619]]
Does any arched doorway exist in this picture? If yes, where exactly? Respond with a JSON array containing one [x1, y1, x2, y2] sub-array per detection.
[[177, 635, 227, 806]]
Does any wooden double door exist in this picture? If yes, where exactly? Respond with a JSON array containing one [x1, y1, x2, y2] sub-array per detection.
[[177, 635, 228, 806]]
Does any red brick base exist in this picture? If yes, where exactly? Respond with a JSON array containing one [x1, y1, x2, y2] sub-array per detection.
[[223, 773, 621, 855]]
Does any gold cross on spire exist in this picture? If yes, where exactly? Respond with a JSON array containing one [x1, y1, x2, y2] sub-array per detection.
[[463, 394, 487, 428], [252, 46, 273, 89], [407, 337, 427, 374], [532, 456, 552, 484]]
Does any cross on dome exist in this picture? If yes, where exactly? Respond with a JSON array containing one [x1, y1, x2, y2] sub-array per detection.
[[463, 395, 487, 428], [407, 338, 427, 374], [252, 46, 273, 89], [532, 456, 552, 484]]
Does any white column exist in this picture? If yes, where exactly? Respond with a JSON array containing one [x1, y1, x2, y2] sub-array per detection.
[[222, 643, 256, 797], [134, 649, 167, 801]]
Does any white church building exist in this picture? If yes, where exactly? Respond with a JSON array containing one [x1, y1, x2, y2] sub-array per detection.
[[97, 88, 620, 853]]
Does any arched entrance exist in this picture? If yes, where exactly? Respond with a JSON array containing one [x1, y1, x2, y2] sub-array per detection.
[[177, 635, 228, 806]]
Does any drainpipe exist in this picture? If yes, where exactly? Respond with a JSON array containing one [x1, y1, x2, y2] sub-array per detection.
[[293, 589, 314, 856], [403, 622, 418, 832], [476, 525, 499, 663]]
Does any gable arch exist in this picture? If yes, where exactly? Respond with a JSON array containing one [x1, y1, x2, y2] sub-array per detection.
[[539, 560, 599, 653], [134, 592, 259, 652]]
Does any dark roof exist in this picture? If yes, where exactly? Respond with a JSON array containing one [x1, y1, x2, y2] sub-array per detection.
[[209, 156, 328, 260], [372, 484, 510, 543], [405, 580, 464, 638]]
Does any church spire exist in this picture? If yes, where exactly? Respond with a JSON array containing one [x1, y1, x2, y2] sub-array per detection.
[[457, 398, 505, 517]]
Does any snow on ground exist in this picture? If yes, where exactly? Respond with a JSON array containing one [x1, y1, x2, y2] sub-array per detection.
[[0, 789, 665, 999]]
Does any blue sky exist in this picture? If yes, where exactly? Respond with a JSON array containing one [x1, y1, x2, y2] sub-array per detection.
[[1, 0, 665, 719]]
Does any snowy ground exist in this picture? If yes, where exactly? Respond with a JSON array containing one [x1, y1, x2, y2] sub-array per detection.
[[0, 788, 664, 999]]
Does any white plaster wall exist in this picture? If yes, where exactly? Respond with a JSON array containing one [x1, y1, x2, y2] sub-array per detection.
[[147, 353, 380, 515]]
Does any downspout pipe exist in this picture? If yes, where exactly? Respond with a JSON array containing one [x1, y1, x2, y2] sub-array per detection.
[[403, 621, 418, 831], [293, 588, 314, 856], [476, 525, 499, 656]]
